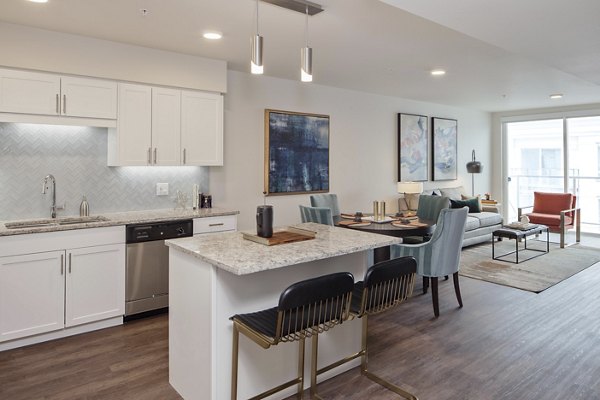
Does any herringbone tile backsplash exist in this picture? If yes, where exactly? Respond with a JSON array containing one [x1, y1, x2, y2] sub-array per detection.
[[0, 123, 208, 220]]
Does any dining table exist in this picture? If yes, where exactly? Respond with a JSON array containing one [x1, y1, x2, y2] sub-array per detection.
[[337, 213, 435, 263]]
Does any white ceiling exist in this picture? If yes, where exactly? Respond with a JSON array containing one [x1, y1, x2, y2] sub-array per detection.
[[1, 0, 599, 112]]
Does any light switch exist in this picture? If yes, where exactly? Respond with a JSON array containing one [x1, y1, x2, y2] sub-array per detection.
[[156, 183, 169, 196]]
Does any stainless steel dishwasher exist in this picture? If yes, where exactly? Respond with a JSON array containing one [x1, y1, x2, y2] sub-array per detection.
[[125, 219, 193, 318]]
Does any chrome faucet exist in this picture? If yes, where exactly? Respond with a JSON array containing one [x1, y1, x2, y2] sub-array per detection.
[[42, 174, 65, 218]]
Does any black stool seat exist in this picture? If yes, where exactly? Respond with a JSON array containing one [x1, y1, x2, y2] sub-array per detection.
[[233, 307, 279, 339]]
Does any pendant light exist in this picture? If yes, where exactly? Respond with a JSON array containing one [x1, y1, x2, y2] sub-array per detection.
[[251, 0, 264, 74], [301, 5, 313, 82]]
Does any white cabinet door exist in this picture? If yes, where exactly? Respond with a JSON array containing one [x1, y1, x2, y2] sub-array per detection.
[[0, 69, 60, 115], [181, 90, 223, 166], [65, 244, 125, 327], [152, 87, 181, 165], [0, 251, 65, 342], [61, 76, 117, 119], [116, 83, 152, 166]]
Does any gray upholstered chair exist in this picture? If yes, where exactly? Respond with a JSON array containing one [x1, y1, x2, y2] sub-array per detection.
[[299, 205, 334, 226], [310, 194, 341, 224], [391, 207, 468, 317], [402, 194, 450, 244]]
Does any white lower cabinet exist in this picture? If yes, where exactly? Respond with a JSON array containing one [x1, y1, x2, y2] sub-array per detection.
[[65, 244, 125, 327], [0, 226, 125, 347], [0, 251, 65, 342]]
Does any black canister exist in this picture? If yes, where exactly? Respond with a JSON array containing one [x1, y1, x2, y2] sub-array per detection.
[[256, 205, 273, 238]]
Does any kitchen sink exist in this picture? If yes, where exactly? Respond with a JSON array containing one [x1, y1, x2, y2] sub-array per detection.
[[4, 216, 109, 229]]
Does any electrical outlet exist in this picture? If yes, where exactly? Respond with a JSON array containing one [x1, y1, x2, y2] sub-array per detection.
[[156, 183, 169, 196]]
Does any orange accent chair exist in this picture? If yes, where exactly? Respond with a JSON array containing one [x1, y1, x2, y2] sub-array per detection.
[[518, 192, 581, 248]]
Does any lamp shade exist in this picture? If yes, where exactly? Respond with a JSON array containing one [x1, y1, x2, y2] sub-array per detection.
[[466, 149, 483, 173], [397, 181, 423, 194]]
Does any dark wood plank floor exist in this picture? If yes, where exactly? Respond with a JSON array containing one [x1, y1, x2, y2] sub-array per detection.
[[2, 260, 600, 399]]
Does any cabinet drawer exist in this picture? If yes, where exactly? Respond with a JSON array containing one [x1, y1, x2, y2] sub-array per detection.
[[193, 215, 236, 234]]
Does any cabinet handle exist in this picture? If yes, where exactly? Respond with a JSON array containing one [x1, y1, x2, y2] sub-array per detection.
[[63, 94, 66, 114], [209, 223, 224, 227], [183, 148, 186, 164], [56, 94, 60, 114], [154, 148, 157, 164], [60, 254, 64, 275], [147, 147, 152, 164], [68, 253, 72, 273]]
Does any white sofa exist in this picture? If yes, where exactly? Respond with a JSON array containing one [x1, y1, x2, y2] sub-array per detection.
[[399, 186, 503, 247]]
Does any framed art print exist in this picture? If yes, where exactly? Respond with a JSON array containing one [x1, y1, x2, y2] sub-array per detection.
[[432, 117, 457, 181], [264, 109, 330, 195], [398, 113, 428, 182]]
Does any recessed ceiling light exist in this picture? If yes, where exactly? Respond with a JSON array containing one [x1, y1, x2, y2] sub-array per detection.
[[550, 94, 563, 99], [28, 0, 48, 3], [203, 32, 223, 40], [431, 69, 446, 76]]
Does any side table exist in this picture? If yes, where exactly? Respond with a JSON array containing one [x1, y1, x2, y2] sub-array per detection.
[[492, 225, 549, 264]]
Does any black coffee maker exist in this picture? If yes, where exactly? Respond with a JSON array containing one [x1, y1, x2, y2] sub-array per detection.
[[256, 205, 273, 238]]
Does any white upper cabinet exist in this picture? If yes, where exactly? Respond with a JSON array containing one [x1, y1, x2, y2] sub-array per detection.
[[0, 68, 117, 119], [0, 69, 60, 115], [181, 90, 224, 166], [109, 83, 152, 166], [60, 76, 117, 119], [152, 87, 181, 166], [109, 83, 223, 166]]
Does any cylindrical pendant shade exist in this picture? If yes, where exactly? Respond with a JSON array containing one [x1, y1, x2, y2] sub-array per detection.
[[397, 181, 423, 194], [301, 46, 313, 82], [251, 34, 264, 74]]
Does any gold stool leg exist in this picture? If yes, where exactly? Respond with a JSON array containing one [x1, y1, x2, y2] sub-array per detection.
[[310, 334, 325, 400], [297, 338, 305, 399], [231, 324, 240, 400]]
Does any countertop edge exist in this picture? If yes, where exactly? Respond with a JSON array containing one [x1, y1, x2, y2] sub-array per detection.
[[0, 208, 240, 237]]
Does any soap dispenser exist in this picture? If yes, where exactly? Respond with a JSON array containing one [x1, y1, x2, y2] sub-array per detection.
[[79, 195, 89, 217]]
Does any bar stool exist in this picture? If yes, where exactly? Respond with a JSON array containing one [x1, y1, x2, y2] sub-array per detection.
[[314, 257, 418, 399], [230, 272, 355, 400]]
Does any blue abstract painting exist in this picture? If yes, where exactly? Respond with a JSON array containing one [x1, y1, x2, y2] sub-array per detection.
[[265, 110, 329, 195], [432, 117, 458, 181], [398, 113, 428, 182]]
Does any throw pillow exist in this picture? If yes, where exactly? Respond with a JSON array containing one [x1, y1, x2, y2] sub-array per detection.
[[461, 194, 482, 209], [440, 186, 467, 200], [450, 197, 481, 213]]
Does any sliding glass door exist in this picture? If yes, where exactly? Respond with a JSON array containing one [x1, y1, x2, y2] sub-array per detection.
[[504, 114, 600, 233]]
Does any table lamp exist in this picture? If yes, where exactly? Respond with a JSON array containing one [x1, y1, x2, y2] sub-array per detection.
[[466, 149, 483, 196], [397, 181, 423, 195]]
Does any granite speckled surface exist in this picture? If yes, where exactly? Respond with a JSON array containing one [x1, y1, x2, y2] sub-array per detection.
[[165, 222, 402, 276], [0, 208, 239, 237]]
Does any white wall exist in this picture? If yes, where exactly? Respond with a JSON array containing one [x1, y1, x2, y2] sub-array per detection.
[[211, 71, 492, 231], [0, 22, 226, 93]]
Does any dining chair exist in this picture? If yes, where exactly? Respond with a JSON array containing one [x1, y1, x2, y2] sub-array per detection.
[[299, 205, 334, 226], [402, 195, 450, 244], [310, 194, 341, 224], [391, 207, 468, 317]]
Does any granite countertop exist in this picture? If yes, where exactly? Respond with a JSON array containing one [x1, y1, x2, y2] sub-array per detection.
[[165, 222, 401, 276], [0, 207, 239, 237]]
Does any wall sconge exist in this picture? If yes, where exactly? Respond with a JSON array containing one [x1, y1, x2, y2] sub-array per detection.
[[466, 149, 483, 196]]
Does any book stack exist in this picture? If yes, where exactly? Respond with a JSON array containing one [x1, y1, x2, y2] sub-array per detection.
[[481, 199, 498, 205]]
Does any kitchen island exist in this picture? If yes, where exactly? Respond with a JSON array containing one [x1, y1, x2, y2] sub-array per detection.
[[165, 222, 402, 400]]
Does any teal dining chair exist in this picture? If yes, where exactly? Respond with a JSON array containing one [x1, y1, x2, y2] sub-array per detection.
[[402, 195, 450, 244], [391, 207, 468, 317], [299, 205, 334, 226], [310, 194, 341, 224]]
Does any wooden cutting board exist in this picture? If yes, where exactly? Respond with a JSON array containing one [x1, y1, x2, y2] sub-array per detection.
[[242, 227, 316, 246]]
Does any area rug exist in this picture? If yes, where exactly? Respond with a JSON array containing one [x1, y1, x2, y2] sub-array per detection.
[[458, 241, 600, 293]]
